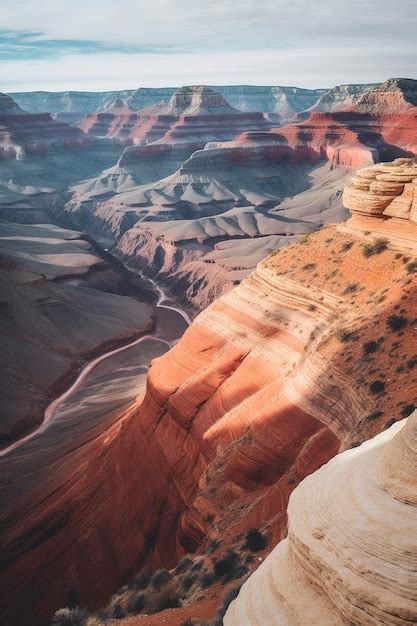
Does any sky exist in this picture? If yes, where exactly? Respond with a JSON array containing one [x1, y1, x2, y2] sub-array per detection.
[[2, 0, 416, 92]]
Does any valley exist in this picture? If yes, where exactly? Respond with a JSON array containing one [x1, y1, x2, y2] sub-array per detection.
[[0, 77, 417, 626]]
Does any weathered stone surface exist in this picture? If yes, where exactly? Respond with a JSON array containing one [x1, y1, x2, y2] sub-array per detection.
[[225, 410, 417, 625]]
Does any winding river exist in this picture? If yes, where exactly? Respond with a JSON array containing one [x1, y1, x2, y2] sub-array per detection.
[[0, 274, 190, 458]]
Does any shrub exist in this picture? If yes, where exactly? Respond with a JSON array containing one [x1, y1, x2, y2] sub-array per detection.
[[130, 572, 150, 591], [200, 571, 215, 588], [302, 263, 316, 271], [342, 241, 353, 251], [244, 529, 268, 552], [146, 581, 183, 614], [401, 404, 415, 417], [407, 357, 417, 369], [205, 538, 220, 554], [182, 620, 195, 626], [151, 569, 170, 590], [387, 314, 408, 331], [51, 608, 87, 626], [190, 559, 204, 573], [343, 282, 360, 295], [362, 238, 388, 257], [406, 261, 417, 273], [175, 557, 192, 574], [299, 232, 313, 244], [336, 328, 352, 342], [363, 340, 378, 354], [214, 551, 240, 580], [369, 380, 385, 395], [111, 601, 125, 619], [366, 410, 383, 421], [181, 574, 194, 592], [127, 592, 146, 614]]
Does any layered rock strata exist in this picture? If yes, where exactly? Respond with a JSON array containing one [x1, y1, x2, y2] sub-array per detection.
[[341, 158, 417, 249], [225, 410, 417, 625]]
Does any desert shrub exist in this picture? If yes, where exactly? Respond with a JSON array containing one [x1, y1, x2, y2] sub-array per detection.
[[336, 328, 352, 342], [191, 559, 204, 573], [369, 380, 385, 395], [181, 574, 194, 592], [406, 261, 417, 273], [175, 557, 192, 574], [129, 572, 150, 591], [407, 357, 417, 369], [182, 620, 195, 626], [401, 404, 415, 417], [362, 238, 388, 257], [200, 571, 215, 588], [343, 282, 360, 295], [363, 340, 378, 354], [151, 569, 170, 590], [387, 314, 408, 331], [307, 303, 317, 311], [51, 608, 87, 626], [205, 538, 220, 555], [342, 241, 353, 251], [146, 580, 183, 614], [384, 418, 396, 429], [213, 550, 240, 580], [244, 529, 268, 552], [366, 410, 383, 421], [111, 601, 125, 619], [302, 263, 316, 271], [127, 592, 146, 614]]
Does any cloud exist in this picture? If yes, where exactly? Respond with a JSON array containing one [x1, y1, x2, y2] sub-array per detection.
[[1, 0, 416, 90]]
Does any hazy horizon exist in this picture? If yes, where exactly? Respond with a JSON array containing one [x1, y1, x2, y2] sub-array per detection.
[[2, 0, 416, 92]]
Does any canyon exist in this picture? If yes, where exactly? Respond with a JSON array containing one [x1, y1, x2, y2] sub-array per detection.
[[1, 78, 417, 626]]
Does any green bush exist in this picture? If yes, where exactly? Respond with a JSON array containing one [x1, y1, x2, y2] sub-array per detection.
[[363, 340, 378, 354], [406, 261, 417, 274], [51, 608, 87, 626], [214, 551, 240, 580]]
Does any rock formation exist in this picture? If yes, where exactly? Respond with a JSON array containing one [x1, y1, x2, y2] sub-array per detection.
[[298, 82, 377, 116], [0, 93, 93, 160], [2, 160, 417, 625], [355, 78, 417, 113], [225, 410, 417, 625], [342, 158, 417, 249]]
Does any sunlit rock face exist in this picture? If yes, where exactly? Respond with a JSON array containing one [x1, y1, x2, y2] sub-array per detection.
[[341, 158, 417, 250], [225, 410, 417, 626], [354, 78, 417, 114]]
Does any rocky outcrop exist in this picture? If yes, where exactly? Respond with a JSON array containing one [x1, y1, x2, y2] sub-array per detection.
[[0, 92, 26, 115], [342, 158, 417, 249], [299, 83, 377, 116], [355, 78, 417, 114], [225, 410, 417, 625], [0, 94, 93, 160]]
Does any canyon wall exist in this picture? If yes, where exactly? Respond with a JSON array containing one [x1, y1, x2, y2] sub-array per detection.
[[225, 410, 417, 625]]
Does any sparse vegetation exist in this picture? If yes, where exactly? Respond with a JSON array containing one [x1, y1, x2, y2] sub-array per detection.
[[369, 380, 385, 395], [401, 404, 415, 417], [406, 261, 417, 273], [343, 282, 360, 295], [51, 608, 87, 626], [146, 580, 183, 614], [387, 314, 408, 332], [362, 238, 388, 257], [151, 569, 170, 590], [341, 241, 353, 251], [127, 592, 146, 614], [366, 410, 383, 421], [200, 571, 215, 588], [336, 328, 353, 342], [363, 340, 379, 354], [212, 585, 243, 625], [244, 528, 268, 552], [302, 263, 316, 271], [214, 550, 241, 581]]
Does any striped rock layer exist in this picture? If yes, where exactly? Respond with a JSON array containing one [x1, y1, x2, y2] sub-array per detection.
[[342, 158, 417, 250], [225, 410, 417, 625]]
